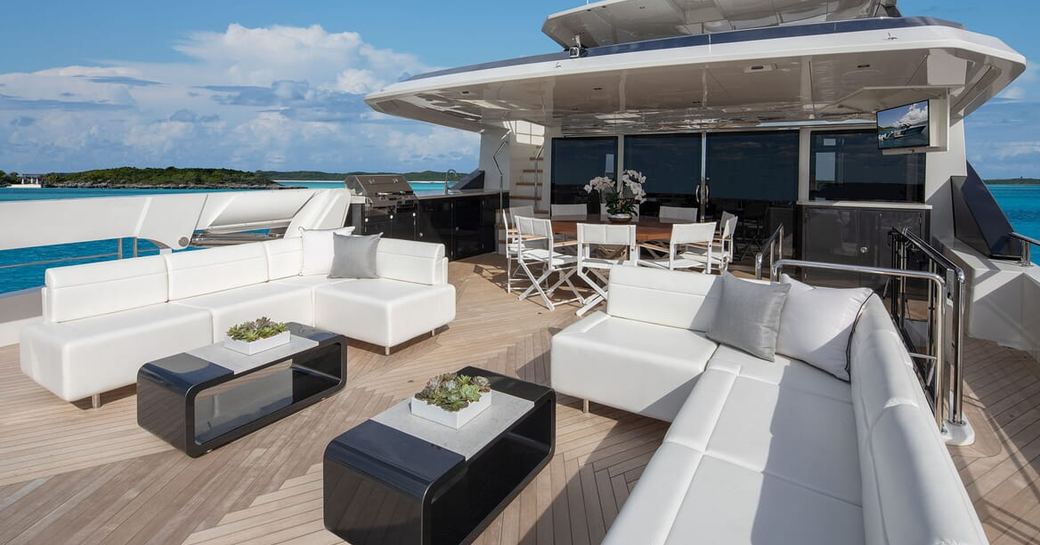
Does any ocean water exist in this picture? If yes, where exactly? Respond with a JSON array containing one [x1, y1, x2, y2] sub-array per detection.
[[0, 181, 446, 294], [989, 185, 1040, 265]]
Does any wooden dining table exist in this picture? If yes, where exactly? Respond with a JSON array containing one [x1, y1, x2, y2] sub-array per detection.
[[549, 216, 682, 241]]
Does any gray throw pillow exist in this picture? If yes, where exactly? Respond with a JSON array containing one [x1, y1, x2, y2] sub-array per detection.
[[707, 273, 791, 361], [329, 233, 381, 279]]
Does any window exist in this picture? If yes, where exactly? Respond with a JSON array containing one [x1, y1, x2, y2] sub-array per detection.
[[550, 137, 618, 207], [810, 130, 926, 202]]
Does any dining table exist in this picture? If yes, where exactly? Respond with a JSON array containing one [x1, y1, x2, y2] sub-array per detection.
[[549, 216, 684, 241]]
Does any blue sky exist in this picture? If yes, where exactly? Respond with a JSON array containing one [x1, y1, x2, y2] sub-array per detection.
[[0, 0, 1037, 177]]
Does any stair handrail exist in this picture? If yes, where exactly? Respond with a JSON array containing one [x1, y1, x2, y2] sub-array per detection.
[[754, 224, 784, 279]]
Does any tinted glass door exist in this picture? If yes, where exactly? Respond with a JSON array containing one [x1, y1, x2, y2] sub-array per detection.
[[704, 131, 799, 253], [624, 134, 701, 217], [550, 137, 618, 214]]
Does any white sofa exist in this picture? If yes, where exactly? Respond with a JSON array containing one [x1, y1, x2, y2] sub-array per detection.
[[20, 237, 455, 404], [551, 266, 987, 545]]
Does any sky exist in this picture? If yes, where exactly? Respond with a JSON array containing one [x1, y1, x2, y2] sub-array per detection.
[[0, 0, 1037, 177]]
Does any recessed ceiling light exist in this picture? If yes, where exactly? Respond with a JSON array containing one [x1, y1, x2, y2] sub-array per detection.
[[857, 64, 871, 69], [461, 91, 470, 95], [593, 87, 603, 91]]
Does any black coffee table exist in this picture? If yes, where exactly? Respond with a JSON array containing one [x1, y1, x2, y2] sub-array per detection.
[[137, 323, 347, 457], [323, 366, 554, 545]]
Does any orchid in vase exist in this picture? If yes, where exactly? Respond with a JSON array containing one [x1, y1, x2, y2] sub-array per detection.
[[584, 170, 648, 222]]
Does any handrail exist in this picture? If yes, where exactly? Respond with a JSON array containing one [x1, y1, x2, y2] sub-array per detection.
[[1010, 232, 1040, 267], [772, 259, 950, 433], [754, 224, 784, 279], [890, 228, 967, 430]]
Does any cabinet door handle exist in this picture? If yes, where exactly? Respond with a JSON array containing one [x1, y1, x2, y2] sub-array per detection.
[[859, 246, 869, 254]]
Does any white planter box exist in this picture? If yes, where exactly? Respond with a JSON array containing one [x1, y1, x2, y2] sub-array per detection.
[[223, 331, 291, 355], [410, 391, 493, 429]]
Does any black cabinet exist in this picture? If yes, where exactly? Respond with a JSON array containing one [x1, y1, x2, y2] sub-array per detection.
[[351, 193, 505, 261], [800, 204, 929, 288]]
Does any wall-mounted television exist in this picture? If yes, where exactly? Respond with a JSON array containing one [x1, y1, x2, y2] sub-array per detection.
[[877, 100, 931, 151]]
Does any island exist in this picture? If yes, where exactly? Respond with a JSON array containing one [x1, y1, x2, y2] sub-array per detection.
[[260, 170, 462, 182], [986, 178, 1040, 185], [40, 167, 283, 189]]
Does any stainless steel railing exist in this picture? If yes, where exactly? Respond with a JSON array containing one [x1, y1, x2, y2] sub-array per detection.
[[1011, 232, 1040, 267], [890, 228, 967, 427], [754, 224, 784, 279], [771, 259, 951, 433]]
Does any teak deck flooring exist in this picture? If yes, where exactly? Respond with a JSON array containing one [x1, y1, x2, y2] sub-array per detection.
[[0, 254, 1038, 544]]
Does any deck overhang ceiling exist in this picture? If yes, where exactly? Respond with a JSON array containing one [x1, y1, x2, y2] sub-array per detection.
[[366, 22, 1025, 135], [542, 0, 892, 48]]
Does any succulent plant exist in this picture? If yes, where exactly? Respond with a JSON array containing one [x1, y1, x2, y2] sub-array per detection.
[[415, 373, 492, 412], [226, 317, 288, 342]]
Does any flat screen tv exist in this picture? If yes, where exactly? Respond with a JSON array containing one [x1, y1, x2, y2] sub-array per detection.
[[877, 100, 930, 150]]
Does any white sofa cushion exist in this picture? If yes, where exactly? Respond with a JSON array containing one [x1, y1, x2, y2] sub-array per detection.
[[602, 442, 865, 545], [314, 278, 456, 349], [777, 275, 872, 381], [43, 255, 168, 323], [668, 366, 861, 505], [376, 238, 447, 285], [263, 237, 304, 280], [19, 304, 212, 402], [171, 283, 315, 339], [551, 311, 718, 421], [850, 296, 987, 545], [164, 243, 269, 300], [606, 265, 720, 331], [300, 226, 355, 276]]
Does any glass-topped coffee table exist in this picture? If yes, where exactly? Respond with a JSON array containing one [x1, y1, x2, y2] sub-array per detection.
[[323, 366, 555, 545], [137, 323, 347, 457]]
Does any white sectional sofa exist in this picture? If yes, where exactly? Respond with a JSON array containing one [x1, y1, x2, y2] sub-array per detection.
[[20, 236, 455, 405], [551, 266, 987, 545]]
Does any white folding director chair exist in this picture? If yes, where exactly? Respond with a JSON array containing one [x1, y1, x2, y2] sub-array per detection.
[[575, 223, 638, 316], [514, 216, 583, 311], [501, 205, 536, 293], [638, 222, 718, 273]]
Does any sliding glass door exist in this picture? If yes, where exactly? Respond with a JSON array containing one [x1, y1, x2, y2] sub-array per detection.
[[623, 134, 701, 218], [550, 137, 618, 214], [704, 131, 799, 246]]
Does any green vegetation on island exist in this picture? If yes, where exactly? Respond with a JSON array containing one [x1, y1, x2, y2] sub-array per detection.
[[260, 170, 466, 182], [0, 170, 17, 187], [985, 178, 1040, 185], [40, 167, 281, 189]]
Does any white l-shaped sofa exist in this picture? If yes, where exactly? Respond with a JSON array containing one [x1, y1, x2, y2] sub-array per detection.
[[20, 236, 455, 404], [552, 266, 987, 545]]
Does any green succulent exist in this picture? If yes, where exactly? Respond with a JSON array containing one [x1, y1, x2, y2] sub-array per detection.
[[415, 373, 492, 412], [226, 317, 288, 342]]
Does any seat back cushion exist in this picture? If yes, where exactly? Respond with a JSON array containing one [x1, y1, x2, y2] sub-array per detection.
[[301, 226, 356, 276], [376, 238, 446, 285], [776, 275, 873, 381], [263, 237, 303, 279], [706, 273, 790, 361], [164, 243, 269, 300], [851, 297, 987, 545], [43, 255, 169, 323], [606, 265, 720, 331]]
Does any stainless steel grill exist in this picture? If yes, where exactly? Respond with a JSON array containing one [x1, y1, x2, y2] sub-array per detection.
[[345, 175, 417, 209]]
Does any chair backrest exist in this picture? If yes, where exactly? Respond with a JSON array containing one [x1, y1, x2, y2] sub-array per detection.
[[551, 203, 588, 219], [578, 223, 637, 266], [376, 238, 447, 285], [721, 213, 738, 239], [670, 222, 716, 246], [502, 205, 536, 255], [514, 216, 555, 259], [43, 255, 170, 323], [659, 206, 698, 223], [508, 205, 535, 220]]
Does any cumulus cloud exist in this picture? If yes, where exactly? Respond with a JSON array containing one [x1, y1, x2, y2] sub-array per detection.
[[0, 24, 477, 172]]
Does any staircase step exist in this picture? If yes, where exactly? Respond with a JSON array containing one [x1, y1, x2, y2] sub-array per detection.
[[529, 157, 545, 161], [514, 182, 539, 187], [521, 169, 543, 174]]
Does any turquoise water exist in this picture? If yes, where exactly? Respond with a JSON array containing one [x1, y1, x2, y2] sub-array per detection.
[[989, 184, 1040, 265], [0, 181, 447, 293]]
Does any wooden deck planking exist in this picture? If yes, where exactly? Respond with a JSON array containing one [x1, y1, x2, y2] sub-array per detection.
[[0, 254, 1037, 544]]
